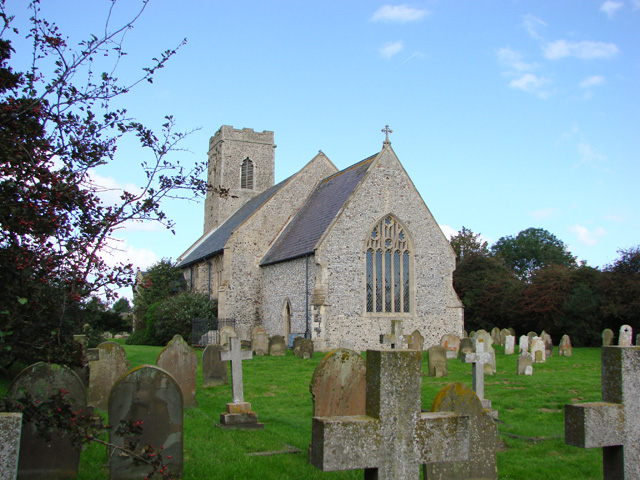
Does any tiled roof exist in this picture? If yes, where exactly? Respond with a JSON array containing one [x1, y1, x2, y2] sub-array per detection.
[[176, 178, 290, 268], [260, 154, 376, 266]]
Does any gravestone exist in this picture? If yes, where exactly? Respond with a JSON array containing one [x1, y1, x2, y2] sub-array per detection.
[[0, 413, 22, 480], [156, 335, 198, 408], [427, 345, 448, 377], [504, 335, 515, 355], [299, 338, 314, 359], [269, 335, 286, 356], [559, 335, 572, 357], [220, 336, 263, 429], [72, 334, 90, 389], [202, 344, 228, 387], [380, 319, 406, 349], [8, 363, 86, 479], [524, 365, 533, 375], [424, 382, 498, 480], [602, 328, 614, 346], [565, 346, 640, 480], [109, 365, 183, 479], [500, 328, 510, 346], [251, 325, 269, 356], [292, 336, 305, 357], [408, 329, 425, 351], [88, 341, 130, 411], [490, 327, 501, 346], [540, 331, 553, 358], [310, 348, 366, 417], [440, 333, 460, 359], [508, 327, 516, 337], [310, 350, 470, 479], [618, 325, 633, 346], [517, 352, 533, 375], [219, 326, 237, 347], [530, 337, 546, 363], [463, 339, 493, 409], [459, 337, 474, 358], [527, 331, 538, 346], [519, 335, 529, 354]]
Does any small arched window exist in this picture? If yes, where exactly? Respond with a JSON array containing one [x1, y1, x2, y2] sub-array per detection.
[[365, 215, 411, 313], [241, 158, 254, 189]]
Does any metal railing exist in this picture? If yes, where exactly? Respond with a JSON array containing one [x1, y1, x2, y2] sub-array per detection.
[[191, 318, 236, 346]]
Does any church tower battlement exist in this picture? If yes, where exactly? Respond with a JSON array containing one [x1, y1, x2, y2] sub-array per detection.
[[204, 126, 275, 232]]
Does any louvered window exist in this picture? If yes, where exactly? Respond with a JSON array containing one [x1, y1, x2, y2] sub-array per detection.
[[241, 158, 254, 189]]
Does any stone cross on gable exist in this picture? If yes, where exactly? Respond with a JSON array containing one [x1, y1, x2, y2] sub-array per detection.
[[382, 125, 393, 145], [220, 336, 252, 404], [565, 346, 640, 480], [380, 319, 406, 349], [463, 339, 493, 409], [310, 349, 470, 479]]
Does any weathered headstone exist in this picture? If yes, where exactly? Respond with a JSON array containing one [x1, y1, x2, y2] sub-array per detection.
[[530, 337, 546, 363], [602, 328, 614, 346], [380, 319, 406, 349], [310, 348, 366, 417], [524, 365, 533, 375], [559, 335, 572, 357], [0, 413, 22, 480], [474, 330, 496, 374], [408, 329, 425, 351], [463, 339, 493, 409], [72, 334, 90, 389], [202, 344, 228, 387], [7, 363, 86, 479], [424, 382, 498, 480], [109, 365, 183, 479], [490, 327, 501, 346], [618, 325, 633, 346], [500, 328, 510, 347], [310, 350, 470, 479], [517, 352, 533, 375], [518, 335, 529, 354], [156, 334, 198, 408], [428, 345, 448, 378], [540, 331, 553, 358], [250, 325, 269, 356], [504, 335, 515, 355], [292, 336, 305, 357], [459, 337, 474, 358], [565, 346, 640, 480], [219, 326, 237, 347], [299, 338, 314, 359], [508, 327, 516, 337], [440, 333, 460, 359], [220, 336, 263, 429], [88, 341, 130, 411], [527, 331, 538, 346], [269, 335, 286, 356]]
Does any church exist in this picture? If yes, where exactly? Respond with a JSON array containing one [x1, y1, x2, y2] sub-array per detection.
[[176, 125, 463, 351]]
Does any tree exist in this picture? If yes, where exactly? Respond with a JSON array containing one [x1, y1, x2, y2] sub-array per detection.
[[112, 297, 131, 315], [449, 226, 489, 262], [0, 1, 208, 373], [491, 227, 577, 280], [600, 246, 640, 334]]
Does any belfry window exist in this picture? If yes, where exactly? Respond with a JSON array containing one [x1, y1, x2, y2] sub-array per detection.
[[241, 158, 254, 189], [365, 215, 411, 313]]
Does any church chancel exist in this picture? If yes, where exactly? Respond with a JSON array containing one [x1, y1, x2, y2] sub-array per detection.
[[177, 125, 463, 351]]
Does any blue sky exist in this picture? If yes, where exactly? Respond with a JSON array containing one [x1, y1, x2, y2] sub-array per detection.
[[8, 1, 640, 299]]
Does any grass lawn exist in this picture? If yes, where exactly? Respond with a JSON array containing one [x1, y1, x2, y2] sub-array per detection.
[[2, 344, 603, 479]]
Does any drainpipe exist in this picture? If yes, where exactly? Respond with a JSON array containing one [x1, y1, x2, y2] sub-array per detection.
[[207, 261, 212, 298], [305, 254, 310, 339]]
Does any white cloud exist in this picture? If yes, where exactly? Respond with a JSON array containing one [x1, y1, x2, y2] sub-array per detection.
[[497, 47, 536, 72], [371, 5, 429, 23], [87, 169, 144, 206], [543, 40, 619, 60], [100, 236, 159, 271], [569, 224, 607, 246], [522, 14, 547, 40], [580, 75, 605, 88], [509, 73, 551, 98], [600, 1, 624, 17], [576, 142, 606, 167], [439, 224, 457, 240], [633, 0, 640, 10], [530, 208, 555, 220], [380, 41, 404, 59]]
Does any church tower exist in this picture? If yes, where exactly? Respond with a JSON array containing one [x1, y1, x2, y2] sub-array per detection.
[[204, 126, 275, 232]]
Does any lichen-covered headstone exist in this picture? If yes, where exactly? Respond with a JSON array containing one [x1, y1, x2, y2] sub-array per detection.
[[424, 382, 498, 480], [540, 331, 553, 358], [504, 335, 515, 355], [0, 413, 22, 480], [269, 335, 286, 356], [519, 335, 529, 354], [530, 337, 545, 363], [7, 362, 86, 479], [108, 365, 183, 479], [251, 326, 269, 356], [500, 328, 510, 347], [517, 352, 533, 375], [202, 344, 228, 387], [219, 326, 237, 348], [565, 346, 640, 480], [408, 329, 425, 351], [490, 327, 501, 346], [459, 337, 474, 359], [88, 341, 130, 411], [559, 335, 572, 357], [156, 335, 198, 408], [299, 338, 314, 359], [440, 333, 460, 358], [602, 328, 614, 346], [618, 325, 633, 346], [310, 348, 366, 417], [527, 331, 538, 346], [428, 345, 448, 377], [292, 336, 305, 357]]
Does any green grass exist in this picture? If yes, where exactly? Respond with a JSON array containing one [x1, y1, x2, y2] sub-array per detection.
[[2, 345, 603, 479]]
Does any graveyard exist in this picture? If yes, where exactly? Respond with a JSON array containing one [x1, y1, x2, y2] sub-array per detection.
[[0, 339, 607, 479]]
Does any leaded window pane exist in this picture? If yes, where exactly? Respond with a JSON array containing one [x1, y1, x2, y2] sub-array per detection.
[[366, 249, 374, 312], [385, 250, 392, 312], [394, 250, 401, 312], [376, 250, 383, 312], [241, 158, 254, 189], [403, 251, 410, 312]]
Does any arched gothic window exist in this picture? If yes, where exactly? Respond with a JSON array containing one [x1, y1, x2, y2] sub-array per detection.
[[365, 215, 411, 313], [241, 158, 254, 189]]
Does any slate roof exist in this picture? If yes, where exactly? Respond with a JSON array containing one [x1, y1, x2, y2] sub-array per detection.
[[176, 177, 290, 268], [260, 154, 376, 266]]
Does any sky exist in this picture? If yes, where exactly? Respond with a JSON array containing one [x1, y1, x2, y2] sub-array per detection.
[[7, 1, 640, 300]]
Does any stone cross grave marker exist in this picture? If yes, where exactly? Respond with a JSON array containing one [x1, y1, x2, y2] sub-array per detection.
[[0, 412, 22, 480], [156, 334, 198, 408], [380, 319, 406, 349], [463, 339, 493, 409], [310, 349, 470, 480], [220, 336, 263, 429], [565, 346, 640, 480], [618, 325, 633, 346]]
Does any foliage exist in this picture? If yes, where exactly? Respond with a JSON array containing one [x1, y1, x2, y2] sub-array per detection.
[[0, 1, 209, 372], [82, 296, 130, 335], [112, 297, 131, 315], [600, 246, 640, 336], [449, 226, 489, 262]]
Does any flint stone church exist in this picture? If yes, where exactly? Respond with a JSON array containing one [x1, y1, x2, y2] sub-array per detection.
[[176, 125, 463, 351]]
